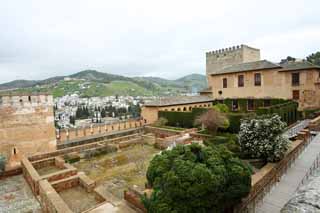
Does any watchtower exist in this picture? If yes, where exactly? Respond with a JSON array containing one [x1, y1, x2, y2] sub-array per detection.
[[206, 44, 260, 77]]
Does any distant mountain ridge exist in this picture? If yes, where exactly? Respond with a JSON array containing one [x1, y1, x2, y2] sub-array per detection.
[[0, 70, 207, 97]]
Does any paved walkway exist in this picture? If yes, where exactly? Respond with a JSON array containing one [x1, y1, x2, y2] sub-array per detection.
[[256, 133, 320, 213]]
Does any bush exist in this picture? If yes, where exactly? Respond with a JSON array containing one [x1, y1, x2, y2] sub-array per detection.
[[226, 113, 255, 133], [144, 144, 252, 212], [239, 114, 290, 162], [212, 103, 229, 113]]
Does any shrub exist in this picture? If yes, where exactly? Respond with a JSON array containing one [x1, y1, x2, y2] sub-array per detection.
[[212, 103, 229, 113], [144, 144, 252, 212], [239, 114, 290, 162]]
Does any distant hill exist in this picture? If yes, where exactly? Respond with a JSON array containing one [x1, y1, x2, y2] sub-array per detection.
[[0, 70, 207, 97]]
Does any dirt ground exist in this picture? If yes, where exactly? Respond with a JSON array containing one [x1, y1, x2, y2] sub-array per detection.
[[0, 175, 41, 213], [59, 186, 102, 213], [73, 144, 160, 198]]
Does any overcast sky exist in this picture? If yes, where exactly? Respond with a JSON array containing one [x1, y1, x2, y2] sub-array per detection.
[[0, 0, 319, 83]]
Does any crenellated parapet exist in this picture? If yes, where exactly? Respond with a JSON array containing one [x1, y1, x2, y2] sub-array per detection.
[[205, 44, 261, 76], [0, 93, 53, 107]]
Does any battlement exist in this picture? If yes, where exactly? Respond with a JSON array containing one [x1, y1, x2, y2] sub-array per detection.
[[206, 44, 259, 56], [0, 93, 54, 107], [206, 44, 260, 76]]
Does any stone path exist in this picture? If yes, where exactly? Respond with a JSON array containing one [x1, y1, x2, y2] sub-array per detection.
[[256, 133, 320, 213]]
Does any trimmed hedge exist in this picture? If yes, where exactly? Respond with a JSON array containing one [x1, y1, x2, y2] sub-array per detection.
[[256, 101, 298, 125], [214, 98, 288, 113], [158, 111, 194, 128], [158, 99, 298, 132]]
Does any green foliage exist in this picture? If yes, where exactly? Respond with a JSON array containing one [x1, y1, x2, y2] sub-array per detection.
[[0, 155, 6, 172], [144, 144, 252, 213], [226, 113, 254, 133], [302, 108, 320, 119], [204, 133, 240, 154], [158, 111, 194, 128], [256, 101, 298, 125], [239, 114, 290, 162], [212, 103, 229, 113], [306, 51, 320, 66]]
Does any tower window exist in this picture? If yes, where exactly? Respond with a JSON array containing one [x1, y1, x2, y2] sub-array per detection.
[[223, 78, 227, 88], [254, 73, 261, 86], [238, 75, 244, 87]]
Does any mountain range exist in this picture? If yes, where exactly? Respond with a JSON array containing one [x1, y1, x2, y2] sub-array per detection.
[[0, 70, 207, 97]]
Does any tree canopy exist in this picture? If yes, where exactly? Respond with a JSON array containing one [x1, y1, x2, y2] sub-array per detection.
[[143, 143, 252, 213], [306, 51, 320, 66]]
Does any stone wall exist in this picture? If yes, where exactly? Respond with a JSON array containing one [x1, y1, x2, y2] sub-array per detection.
[[206, 44, 260, 76], [39, 179, 73, 213], [0, 94, 56, 168], [57, 119, 144, 143]]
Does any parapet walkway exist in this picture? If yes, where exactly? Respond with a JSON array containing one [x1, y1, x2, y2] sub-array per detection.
[[256, 133, 320, 212]]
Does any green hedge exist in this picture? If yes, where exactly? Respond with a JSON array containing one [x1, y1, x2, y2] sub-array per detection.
[[158, 111, 194, 128], [213, 98, 288, 113], [256, 101, 298, 125], [159, 108, 252, 133]]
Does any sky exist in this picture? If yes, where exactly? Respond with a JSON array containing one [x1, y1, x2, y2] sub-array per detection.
[[0, 0, 319, 83]]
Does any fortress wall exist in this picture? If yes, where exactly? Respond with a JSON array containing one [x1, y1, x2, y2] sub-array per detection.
[[0, 94, 56, 166]]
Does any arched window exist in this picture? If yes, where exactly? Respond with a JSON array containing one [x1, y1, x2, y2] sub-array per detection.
[[183, 107, 187, 111], [189, 106, 192, 111], [171, 108, 175, 111], [177, 108, 181, 111]]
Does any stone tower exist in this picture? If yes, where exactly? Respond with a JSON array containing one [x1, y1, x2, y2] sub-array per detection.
[[206, 44, 260, 77], [0, 93, 56, 169]]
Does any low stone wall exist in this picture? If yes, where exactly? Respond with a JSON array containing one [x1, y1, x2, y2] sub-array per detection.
[[57, 128, 142, 149], [21, 156, 41, 194], [124, 188, 147, 213], [144, 126, 182, 138], [58, 119, 145, 143], [39, 179, 73, 213], [22, 156, 78, 195], [235, 130, 312, 212]]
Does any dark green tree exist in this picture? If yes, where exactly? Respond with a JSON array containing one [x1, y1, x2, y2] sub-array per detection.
[[143, 144, 252, 213], [306, 51, 320, 66]]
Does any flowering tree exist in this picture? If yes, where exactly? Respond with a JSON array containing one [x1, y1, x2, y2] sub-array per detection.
[[239, 114, 290, 162]]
